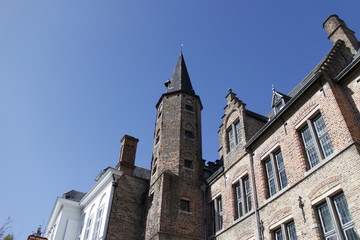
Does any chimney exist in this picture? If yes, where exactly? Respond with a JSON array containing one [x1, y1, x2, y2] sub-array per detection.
[[116, 135, 139, 176], [323, 14, 359, 54]]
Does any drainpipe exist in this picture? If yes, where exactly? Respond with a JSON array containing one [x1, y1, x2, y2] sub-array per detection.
[[200, 182, 207, 240], [247, 149, 262, 240]]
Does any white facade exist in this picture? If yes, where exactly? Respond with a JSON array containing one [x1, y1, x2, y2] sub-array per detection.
[[45, 168, 123, 240]]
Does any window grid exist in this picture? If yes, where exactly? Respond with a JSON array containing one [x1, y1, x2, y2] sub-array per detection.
[[264, 150, 288, 198], [93, 205, 104, 240], [317, 193, 359, 240], [272, 221, 298, 240], [227, 120, 242, 152], [300, 114, 333, 169], [287, 222, 298, 240], [234, 176, 252, 219], [84, 215, 93, 240], [274, 228, 283, 240], [210, 196, 223, 235]]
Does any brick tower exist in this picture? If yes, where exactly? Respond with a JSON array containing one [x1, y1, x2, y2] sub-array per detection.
[[145, 53, 205, 240]]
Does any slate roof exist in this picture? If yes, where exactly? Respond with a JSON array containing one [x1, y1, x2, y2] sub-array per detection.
[[165, 53, 195, 95], [62, 190, 86, 202], [247, 40, 358, 148]]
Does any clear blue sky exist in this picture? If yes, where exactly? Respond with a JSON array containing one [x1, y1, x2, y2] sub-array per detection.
[[1, 0, 359, 238]]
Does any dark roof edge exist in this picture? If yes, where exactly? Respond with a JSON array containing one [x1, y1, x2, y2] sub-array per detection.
[[245, 72, 322, 149], [335, 51, 360, 81], [245, 110, 268, 122], [155, 90, 203, 109], [206, 166, 224, 184]]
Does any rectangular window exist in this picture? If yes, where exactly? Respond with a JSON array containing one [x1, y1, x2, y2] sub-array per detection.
[[184, 159, 193, 169], [234, 176, 252, 219], [227, 127, 236, 151], [264, 150, 288, 198], [227, 120, 242, 152], [210, 196, 223, 234], [317, 193, 359, 240], [301, 114, 333, 168], [185, 130, 194, 139], [180, 199, 190, 212], [93, 206, 104, 240], [272, 221, 298, 240]]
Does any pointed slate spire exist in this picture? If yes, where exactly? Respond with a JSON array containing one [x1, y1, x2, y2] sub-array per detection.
[[165, 53, 195, 95]]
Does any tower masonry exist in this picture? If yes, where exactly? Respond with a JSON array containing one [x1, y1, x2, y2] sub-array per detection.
[[145, 53, 205, 240]]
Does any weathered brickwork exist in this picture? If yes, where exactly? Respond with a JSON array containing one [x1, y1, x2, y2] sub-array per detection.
[[146, 53, 205, 240], [105, 14, 360, 240], [106, 174, 149, 240], [206, 15, 360, 240]]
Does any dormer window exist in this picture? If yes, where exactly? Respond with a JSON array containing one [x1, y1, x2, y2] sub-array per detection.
[[227, 120, 242, 152], [274, 101, 285, 114], [271, 87, 291, 115]]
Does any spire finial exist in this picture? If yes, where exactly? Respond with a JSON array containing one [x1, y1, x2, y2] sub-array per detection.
[[180, 43, 184, 53], [272, 84, 275, 92]]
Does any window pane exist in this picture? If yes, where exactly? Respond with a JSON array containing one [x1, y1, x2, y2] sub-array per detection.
[[217, 197, 223, 230], [287, 222, 298, 240], [334, 194, 352, 225], [275, 151, 288, 189], [244, 178, 251, 212], [313, 115, 327, 136], [235, 121, 242, 144], [307, 145, 320, 168], [301, 126, 313, 148], [228, 128, 235, 151], [319, 134, 334, 157], [184, 159, 193, 169], [314, 115, 333, 157], [318, 203, 335, 233], [185, 130, 194, 139], [210, 202, 216, 234], [345, 228, 360, 240], [274, 228, 283, 240], [301, 126, 320, 167], [265, 159, 276, 196], [180, 200, 190, 212], [235, 183, 243, 217], [326, 235, 338, 240]]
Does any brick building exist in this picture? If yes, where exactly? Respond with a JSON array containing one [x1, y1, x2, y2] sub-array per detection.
[[45, 15, 360, 240]]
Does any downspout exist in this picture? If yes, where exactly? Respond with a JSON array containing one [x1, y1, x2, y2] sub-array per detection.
[[200, 183, 207, 240], [247, 149, 262, 240], [103, 174, 118, 240]]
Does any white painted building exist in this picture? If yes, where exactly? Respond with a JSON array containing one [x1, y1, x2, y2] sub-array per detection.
[[44, 167, 123, 240]]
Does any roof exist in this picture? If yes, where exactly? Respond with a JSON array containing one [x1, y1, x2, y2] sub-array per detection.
[[156, 53, 203, 109], [247, 40, 354, 149], [165, 53, 195, 95], [62, 190, 86, 202]]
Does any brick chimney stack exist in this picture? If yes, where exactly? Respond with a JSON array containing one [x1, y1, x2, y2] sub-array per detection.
[[323, 14, 359, 54], [116, 135, 139, 176]]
